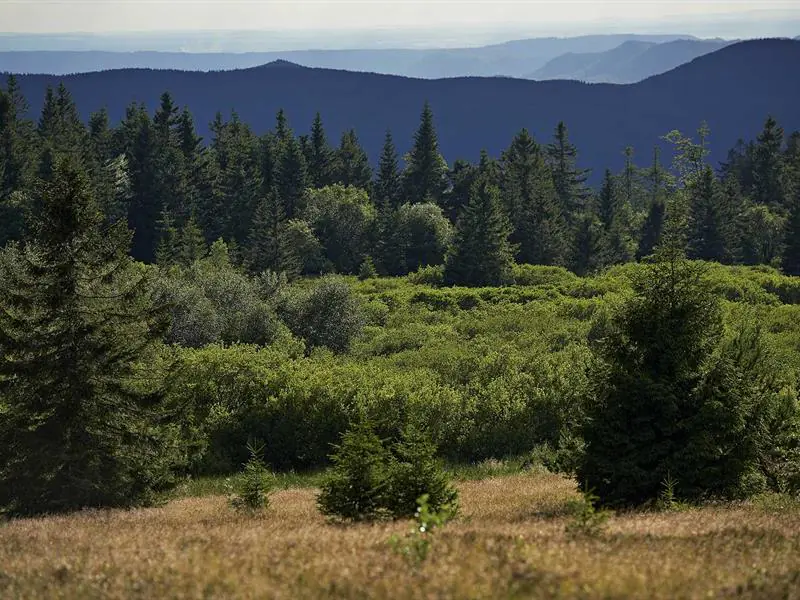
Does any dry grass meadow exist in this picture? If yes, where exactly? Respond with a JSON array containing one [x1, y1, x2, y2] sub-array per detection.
[[1, 472, 799, 599]]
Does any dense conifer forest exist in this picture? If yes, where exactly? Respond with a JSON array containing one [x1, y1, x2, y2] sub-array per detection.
[[1, 69, 799, 522]]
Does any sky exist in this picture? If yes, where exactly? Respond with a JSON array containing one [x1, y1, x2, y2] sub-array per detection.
[[1, 0, 797, 33]]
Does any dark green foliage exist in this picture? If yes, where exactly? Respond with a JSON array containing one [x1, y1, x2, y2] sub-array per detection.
[[445, 181, 515, 287], [595, 168, 636, 268], [579, 247, 789, 506], [384, 425, 459, 518], [333, 129, 372, 190], [374, 130, 401, 209], [782, 186, 800, 275], [546, 121, 590, 227], [304, 185, 376, 274], [228, 442, 274, 512], [502, 129, 567, 266], [317, 421, 457, 522], [0, 159, 176, 516], [751, 116, 786, 209], [246, 190, 299, 277], [687, 166, 738, 263], [637, 197, 665, 260], [572, 209, 603, 276], [276, 128, 308, 221], [307, 112, 334, 188], [278, 276, 364, 353], [317, 420, 392, 521], [395, 202, 452, 272], [358, 255, 378, 280], [403, 102, 448, 206]]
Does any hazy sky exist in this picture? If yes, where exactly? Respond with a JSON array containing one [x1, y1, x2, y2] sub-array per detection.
[[2, 0, 798, 34]]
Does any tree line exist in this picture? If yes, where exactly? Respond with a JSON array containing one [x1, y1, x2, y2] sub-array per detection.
[[2, 76, 800, 285]]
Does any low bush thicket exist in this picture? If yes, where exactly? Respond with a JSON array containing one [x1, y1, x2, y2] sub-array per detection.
[[157, 260, 800, 505]]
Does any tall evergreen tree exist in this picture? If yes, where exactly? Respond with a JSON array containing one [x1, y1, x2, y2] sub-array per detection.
[[687, 165, 737, 263], [637, 146, 671, 260], [546, 121, 590, 226], [277, 135, 308, 220], [37, 83, 87, 179], [122, 104, 161, 262], [247, 190, 298, 276], [638, 198, 666, 261], [782, 185, 800, 275], [307, 112, 334, 188], [444, 159, 477, 223], [374, 130, 401, 209], [333, 129, 372, 189], [502, 129, 566, 266], [0, 76, 34, 243], [0, 158, 175, 516], [403, 102, 448, 205], [752, 115, 786, 209], [596, 168, 636, 267], [444, 181, 515, 286]]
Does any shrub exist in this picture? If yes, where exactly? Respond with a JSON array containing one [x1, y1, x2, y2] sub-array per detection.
[[304, 185, 377, 274], [407, 264, 445, 286], [317, 420, 391, 521], [278, 276, 365, 353], [228, 442, 274, 512], [395, 202, 453, 272], [384, 425, 459, 518]]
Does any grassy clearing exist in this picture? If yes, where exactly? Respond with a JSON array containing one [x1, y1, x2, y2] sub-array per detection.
[[2, 474, 798, 599], [172, 458, 537, 499]]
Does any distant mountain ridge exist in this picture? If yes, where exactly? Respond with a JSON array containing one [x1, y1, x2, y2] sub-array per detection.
[[529, 39, 733, 83], [0, 34, 698, 79], [8, 39, 800, 185]]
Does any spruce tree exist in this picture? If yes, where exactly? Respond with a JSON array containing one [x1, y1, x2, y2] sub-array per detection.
[[782, 185, 800, 275], [374, 130, 401, 209], [155, 206, 180, 266], [596, 168, 636, 267], [637, 146, 671, 260], [37, 83, 87, 180], [179, 214, 207, 265], [687, 165, 738, 263], [579, 244, 765, 505], [403, 102, 448, 206], [502, 129, 567, 266], [333, 129, 372, 189], [572, 208, 603, 276], [277, 135, 308, 220], [638, 198, 666, 261], [0, 76, 34, 244], [0, 158, 175, 516], [123, 105, 161, 262], [752, 115, 786, 209], [247, 190, 299, 277], [444, 180, 515, 287], [546, 121, 590, 227], [444, 159, 477, 222], [308, 112, 334, 188]]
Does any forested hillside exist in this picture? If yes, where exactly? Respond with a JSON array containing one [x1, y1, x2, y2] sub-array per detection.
[[0, 34, 695, 78], [7, 39, 800, 182], [528, 39, 731, 83]]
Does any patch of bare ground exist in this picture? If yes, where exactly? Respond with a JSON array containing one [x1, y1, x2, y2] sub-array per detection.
[[0, 473, 798, 599]]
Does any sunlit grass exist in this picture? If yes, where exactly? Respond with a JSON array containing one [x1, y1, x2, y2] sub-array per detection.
[[2, 473, 798, 599]]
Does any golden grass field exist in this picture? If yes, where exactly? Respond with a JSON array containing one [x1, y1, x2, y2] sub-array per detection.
[[1, 473, 798, 599]]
